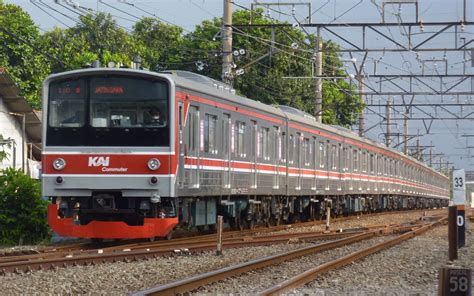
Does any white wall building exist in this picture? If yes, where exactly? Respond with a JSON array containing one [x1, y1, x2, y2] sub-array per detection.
[[0, 68, 42, 177]]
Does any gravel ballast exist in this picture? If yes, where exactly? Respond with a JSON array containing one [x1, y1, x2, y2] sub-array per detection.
[[0, 209, 459, 295]]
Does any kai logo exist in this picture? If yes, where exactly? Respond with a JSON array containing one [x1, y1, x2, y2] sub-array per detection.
[[88, 156, 110, 167]]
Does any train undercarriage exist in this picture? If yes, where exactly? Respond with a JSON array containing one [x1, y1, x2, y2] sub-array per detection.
[[177, 194, 448, 232]]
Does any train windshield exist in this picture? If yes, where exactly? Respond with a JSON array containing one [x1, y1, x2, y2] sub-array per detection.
[[47, 75, 170, 147]]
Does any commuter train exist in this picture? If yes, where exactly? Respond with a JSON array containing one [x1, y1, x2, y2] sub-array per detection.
[[42, 67, 450, 240]]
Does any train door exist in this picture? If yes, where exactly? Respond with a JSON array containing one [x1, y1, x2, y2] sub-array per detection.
[[251, 120, 258, 188], [178, 102, 185, 189], [188, 106, 200, 188], [222, 113, 231, 189]]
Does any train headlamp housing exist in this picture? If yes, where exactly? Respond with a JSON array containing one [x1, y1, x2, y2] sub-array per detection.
[[148, 158, 161, 171], [53, 158, 66, 171]]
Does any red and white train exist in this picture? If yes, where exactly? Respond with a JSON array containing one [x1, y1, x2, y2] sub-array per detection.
[[42, 67, 449, 240]]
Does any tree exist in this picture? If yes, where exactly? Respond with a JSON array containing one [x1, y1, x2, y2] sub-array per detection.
[[183, 9, 364, 127], [132, 17, 185, 71], [0, 0, 51, 108], [0, 168, 50, 245], [43, 12, 142, 72]]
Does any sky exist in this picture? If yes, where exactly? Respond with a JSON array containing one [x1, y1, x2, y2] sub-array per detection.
[[6, 0, 474, 171]]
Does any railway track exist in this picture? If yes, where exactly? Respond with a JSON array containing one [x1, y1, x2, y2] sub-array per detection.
[[0, 209, 441, 275], [131, 215, 446, 296]]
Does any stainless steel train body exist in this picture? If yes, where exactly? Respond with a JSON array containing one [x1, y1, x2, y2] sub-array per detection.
[[42, 68, 449, 239]]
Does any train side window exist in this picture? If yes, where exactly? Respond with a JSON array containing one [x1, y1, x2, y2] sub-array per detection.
[[188, 107, 199, 153], [331, 145, 337, 170], [235, 121, 246, 157], [222, 114, 231, 157], [353, 149, 358, 172], [304, 138, 311, 166], [369, 154, 374, 173], [319, 141, 325, 168], [260, 127, 270, 160], [204, 114, 218, 154], [361, 151, 367, 173], [289, 134, 294, 164], [280, 131, 286, 163], [275, 127, 281, 160], [251, 120, 257, 159]]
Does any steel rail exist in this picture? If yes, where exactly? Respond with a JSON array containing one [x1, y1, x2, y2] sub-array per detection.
[[258, 217, 447, 295], [130, 231, 377, 296], [0, 229, 368, 274]]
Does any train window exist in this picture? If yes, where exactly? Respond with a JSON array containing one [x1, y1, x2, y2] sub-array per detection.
[[275, 127, 280, 160], [222, 114, 231, 158], [235, 121, 246, 157], [279, 131, 286, 163], [48, 78, 87, 128], [260, 127, 270, 160], [251, 121, 257, 159], [369, 154, 374, 173], [289, 135, 295, 164], [319, 142, 326, 168], [204, 114, 218, 154], [361, 151, 367, 172], [188, 107, 199, 153], [304, 138, 312, 166], [353, 149, 358, 172], [331, 145, 337, 170], [343, 147, 349, 171]]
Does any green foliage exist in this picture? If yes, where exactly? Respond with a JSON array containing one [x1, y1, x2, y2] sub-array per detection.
[[0, 0, 50, 108], [0, 168, 50, 245], [183, 9, 364, 126], [1, 2, 363, 127]]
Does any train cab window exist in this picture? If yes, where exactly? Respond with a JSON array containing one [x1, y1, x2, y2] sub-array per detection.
[[203, 114, 218, 154], [48, 78, 87, 128], [235, 121, 246, 157]]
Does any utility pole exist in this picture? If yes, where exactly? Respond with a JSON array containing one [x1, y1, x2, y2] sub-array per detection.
[[222, 0, 233, 85], [385, 97, 391, 147], [429, 146, 433, 167], [358, 76, 365, 137], [314, 27, 323, 123]]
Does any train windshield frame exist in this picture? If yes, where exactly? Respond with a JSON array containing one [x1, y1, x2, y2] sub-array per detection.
[[47, 74, 170, 147]]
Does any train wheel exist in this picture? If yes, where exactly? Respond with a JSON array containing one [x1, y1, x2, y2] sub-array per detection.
[[165, 231, 173, 240], [149, 236, 156, 242], [196, 225, 206, 234]]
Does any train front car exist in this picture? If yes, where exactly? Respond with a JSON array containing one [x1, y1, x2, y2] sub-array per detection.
[[42, 68, 177, 240]]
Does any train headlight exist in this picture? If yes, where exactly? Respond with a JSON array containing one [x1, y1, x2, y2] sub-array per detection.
[[148, 158, 160, 171], [53, 158, 66, 170]]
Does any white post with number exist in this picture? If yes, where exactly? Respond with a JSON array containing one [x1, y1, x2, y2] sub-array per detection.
[[452, 169, 466, 205]]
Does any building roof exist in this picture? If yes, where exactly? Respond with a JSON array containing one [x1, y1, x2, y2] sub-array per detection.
[[0, 68, 42, 157]]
